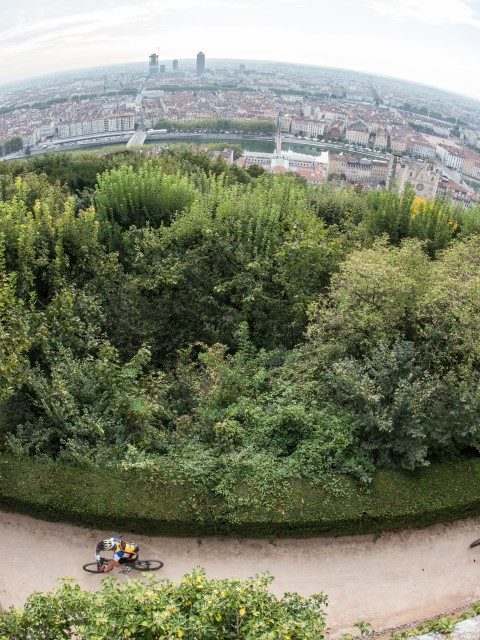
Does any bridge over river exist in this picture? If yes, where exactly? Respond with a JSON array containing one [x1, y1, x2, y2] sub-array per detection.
[[126, 130, 147, 147]]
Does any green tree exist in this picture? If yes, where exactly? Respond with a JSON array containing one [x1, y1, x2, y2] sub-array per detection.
[[0, 241, 30, 405], [0, 179, 104, 306], [95, 163, 197, 251], [307, 238, 430, 356], [116, 176, 344, 358]]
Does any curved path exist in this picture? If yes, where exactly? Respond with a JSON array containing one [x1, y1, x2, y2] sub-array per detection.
[[2, 510, 480, 637]]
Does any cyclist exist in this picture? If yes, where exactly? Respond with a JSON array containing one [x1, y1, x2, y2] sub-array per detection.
[[95, 538, 140, 573]]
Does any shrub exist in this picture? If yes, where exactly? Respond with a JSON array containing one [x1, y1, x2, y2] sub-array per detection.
[[2, 456, 480, 538], [95, 163, 197, 231], [0, 569, 328, 640]]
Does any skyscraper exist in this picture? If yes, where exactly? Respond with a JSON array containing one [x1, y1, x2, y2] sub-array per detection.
[[196, 51, 205, 76], [160, 64, 166, 74], [173, 59, 179, 71], [149, 53, 159, 76]]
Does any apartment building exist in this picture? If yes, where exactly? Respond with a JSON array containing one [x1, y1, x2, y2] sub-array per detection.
[[390, 136, 409, 154], [327, 121, 345, 140], [57, 114, 135, 139], [22, 121, 56, 146], [313, 107, 338, 122], [328, 152, 388, 185], [410, 138, 436, 160], [437, 178, 480, 204], [107, 114, 135, 131], [290, 119, 326, 137], [436, 143, 465, 171], [374, 128, 389, 150], [462, 152, 480, 179], [371, 160, 389, 184]]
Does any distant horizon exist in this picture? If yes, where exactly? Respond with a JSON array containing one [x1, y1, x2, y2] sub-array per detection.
[[1, 0, 479, 100], [3, 56, 479, 106]]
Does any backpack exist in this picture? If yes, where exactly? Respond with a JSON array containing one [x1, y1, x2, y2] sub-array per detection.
[[113, 540, 138, 555]]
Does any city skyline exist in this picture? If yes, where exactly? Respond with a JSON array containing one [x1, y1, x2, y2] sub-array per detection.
[[1, 0, 480, 100]]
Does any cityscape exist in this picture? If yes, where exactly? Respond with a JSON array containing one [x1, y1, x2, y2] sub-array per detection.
[[2, 52, 480, 204], [4, 0, 480, 637]]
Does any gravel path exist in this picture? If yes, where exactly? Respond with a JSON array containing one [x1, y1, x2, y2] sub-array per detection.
[[2, 510, 480, 637]]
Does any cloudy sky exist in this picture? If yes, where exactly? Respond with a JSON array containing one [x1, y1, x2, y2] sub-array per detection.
[[1, 0, 479, 99]]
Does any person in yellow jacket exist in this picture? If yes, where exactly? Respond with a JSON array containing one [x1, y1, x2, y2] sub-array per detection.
[[95, 537, 140, 573]]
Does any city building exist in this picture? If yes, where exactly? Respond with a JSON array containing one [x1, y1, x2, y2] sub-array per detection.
[[410, 138, 436, 160], [374, 128, 389, 150], [462, 152, 480, 179], [196, 51, 206, 76], [327, 122, 345, 141], [387, 156, 440, 199], [160, 65, 166, 74], [56, 114, 135, 138], [390, 136, 409, 154], [328, 152, 388, 185], [345, 121, 369, 146], [436, 143, 465, 171], [212, 148, 234, 165], [149, 53, 159, 76], [290, 119, 326, 138], [173, 59, 179, 72], [438, 178, 480, 204], [240, 123, 327, 182]]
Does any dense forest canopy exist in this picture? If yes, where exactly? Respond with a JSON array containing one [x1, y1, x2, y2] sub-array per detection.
[[1, 148, 480, 496]]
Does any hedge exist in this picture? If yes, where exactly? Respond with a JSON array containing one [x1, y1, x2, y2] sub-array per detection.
[[1, 455, 480, 537]]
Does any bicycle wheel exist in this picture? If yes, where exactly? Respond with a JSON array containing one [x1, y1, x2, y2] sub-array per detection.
[[83, 562, 102, 573], [134, 559, 163, 571], [470, 538, 480, 548]]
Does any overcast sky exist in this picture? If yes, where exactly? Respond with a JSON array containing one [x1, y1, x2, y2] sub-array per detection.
[[1, 0, 479, 100]]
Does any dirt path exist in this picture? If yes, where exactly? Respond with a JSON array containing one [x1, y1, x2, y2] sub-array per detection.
[[2, 510, 480, 637]]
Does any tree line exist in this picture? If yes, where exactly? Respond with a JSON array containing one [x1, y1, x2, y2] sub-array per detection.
[[0, 136, 23, 156], [153, 118, 275, 135]]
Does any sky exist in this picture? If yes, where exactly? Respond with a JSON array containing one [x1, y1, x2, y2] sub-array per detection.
[[1, 0, 479, 100]]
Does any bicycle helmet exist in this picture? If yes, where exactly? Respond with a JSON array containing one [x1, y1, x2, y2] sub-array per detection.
[[102, 538, 115, 550]]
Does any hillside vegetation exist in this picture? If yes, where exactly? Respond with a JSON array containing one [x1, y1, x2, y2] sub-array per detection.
[[1, 149, 480, 524]]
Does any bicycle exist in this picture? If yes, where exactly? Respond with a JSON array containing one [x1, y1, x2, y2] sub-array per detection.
[[83, 556, 164, 573]]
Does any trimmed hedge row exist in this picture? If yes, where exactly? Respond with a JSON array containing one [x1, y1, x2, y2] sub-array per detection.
[[1, 456, 480, 537]]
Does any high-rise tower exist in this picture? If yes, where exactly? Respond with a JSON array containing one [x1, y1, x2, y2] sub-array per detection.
[[149, 53, 159, 76], [173, 59, 179, 72], [196, 51, 205, 76]]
